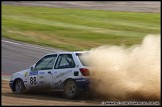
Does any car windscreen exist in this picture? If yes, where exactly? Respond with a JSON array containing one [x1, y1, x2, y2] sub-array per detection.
[[76, 53, 88, 66]]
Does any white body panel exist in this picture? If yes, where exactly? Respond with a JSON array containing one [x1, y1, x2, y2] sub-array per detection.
[[10, 51, 90, 92]]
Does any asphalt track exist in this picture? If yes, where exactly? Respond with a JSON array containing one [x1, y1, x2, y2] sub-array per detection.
[[2, 38, 63, 75]]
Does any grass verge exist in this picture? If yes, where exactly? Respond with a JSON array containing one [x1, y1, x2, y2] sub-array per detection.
[[2, 4, 160, 51]]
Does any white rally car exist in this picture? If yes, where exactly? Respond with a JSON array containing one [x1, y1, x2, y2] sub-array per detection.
[[9, 51, 90, 99]]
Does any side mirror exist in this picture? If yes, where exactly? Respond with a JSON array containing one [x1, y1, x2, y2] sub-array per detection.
[[30, 66, 34, 71]]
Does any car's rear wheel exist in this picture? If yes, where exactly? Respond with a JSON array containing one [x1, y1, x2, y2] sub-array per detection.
[[63, 79, 78, 99], [15, 79, 26, 94]]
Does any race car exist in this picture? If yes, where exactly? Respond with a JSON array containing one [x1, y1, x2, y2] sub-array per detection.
[[9, 51, 90, 99]]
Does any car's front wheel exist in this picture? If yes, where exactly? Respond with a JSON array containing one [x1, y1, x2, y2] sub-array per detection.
[[15, 79, 26, 94], [63, 79, 78, 99]]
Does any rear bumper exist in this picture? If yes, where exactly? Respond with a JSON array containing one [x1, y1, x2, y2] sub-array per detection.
[[74, 78, 90, 91], [9, 81, 14, 91]]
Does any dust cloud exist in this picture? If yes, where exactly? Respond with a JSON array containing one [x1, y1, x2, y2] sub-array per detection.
[[82, 34, 160, 101]]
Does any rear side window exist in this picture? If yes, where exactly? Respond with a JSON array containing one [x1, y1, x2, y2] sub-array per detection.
[[55, 54, 75, 69], [76, 53, 87, 66]]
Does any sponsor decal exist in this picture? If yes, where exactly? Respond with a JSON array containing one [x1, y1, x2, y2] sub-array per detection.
[[39, 72, 45, 74], [55, 70, 72, 79], [76, 79, 86, 82], [66, 70, 72, 73], [29, 71, 38, 76], [55, 72, 66, 79], [75, 78, 88, 82], [24, 72, 28, 77], [54, 80, 63, 89], [39, 76, 44, 78]]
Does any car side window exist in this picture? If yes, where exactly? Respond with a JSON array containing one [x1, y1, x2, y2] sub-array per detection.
[[34, 54, 57, 71], [55, 54, 75, 69]]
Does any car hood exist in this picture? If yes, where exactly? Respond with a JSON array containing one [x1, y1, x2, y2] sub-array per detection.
[[13, 69, 30, 76]]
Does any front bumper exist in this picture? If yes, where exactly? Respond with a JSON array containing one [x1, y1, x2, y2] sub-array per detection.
[[9, 81, 15, 91]]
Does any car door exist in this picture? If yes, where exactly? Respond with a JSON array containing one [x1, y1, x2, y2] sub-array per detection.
[[52, 54, 76, 90], [28, 54, 57, 90]]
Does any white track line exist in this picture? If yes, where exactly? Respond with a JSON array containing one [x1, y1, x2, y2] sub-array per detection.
[[2, 78, 10, 81], [2, 75, 10, 81], [2, 39, 53, 51], [2, 40, 20, 45]]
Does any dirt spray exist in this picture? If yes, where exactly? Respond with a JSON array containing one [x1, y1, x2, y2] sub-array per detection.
[[82, 34, 160, 101]]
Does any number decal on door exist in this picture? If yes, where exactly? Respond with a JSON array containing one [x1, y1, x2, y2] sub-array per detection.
[[30, 77, 37, 85]]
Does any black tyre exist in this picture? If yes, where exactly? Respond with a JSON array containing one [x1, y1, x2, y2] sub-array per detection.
[[63, 79, 78, 99], [15, 79, 26, 94]]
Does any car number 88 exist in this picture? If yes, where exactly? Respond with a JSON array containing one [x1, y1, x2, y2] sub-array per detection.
[[30, 77, 37, 85]]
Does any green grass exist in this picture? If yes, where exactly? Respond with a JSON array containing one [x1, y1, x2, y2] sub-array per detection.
[[2, 4, 160, 51]]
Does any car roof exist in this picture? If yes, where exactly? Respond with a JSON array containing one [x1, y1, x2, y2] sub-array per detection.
[[45, 51, 88, 56]]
